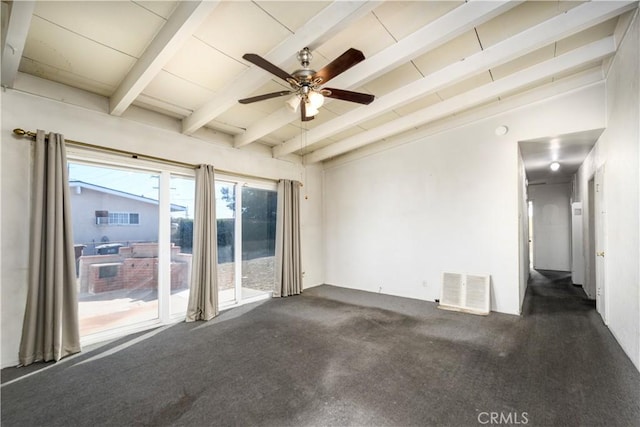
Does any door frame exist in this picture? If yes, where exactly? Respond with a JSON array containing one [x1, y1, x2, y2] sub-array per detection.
[[594, 165, 608, 324]]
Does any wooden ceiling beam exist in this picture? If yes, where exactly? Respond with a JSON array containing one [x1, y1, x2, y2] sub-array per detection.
[[109, 1, 220, 116], [304, 37, 616, 163], [1, 1, 36, 88], [235, 0, 517, 149], [274, 0, 637, 159]]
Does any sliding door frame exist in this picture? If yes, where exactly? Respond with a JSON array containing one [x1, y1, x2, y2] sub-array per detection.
[[216, 173, 277, 308], [67, 148, 195, 345]]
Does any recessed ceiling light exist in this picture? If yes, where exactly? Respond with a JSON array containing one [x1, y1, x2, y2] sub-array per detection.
[[495, 125, 509, 136], [550, 162, 560, 171]]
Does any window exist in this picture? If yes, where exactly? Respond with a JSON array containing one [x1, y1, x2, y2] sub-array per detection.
[[107, 212, 139, 225]]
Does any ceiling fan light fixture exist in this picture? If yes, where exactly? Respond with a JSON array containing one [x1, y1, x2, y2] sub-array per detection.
[[304, 103, 319, 117], [550, 161, 560, 171], [286, 94, 301, 113], [307, 90, 324, 109]]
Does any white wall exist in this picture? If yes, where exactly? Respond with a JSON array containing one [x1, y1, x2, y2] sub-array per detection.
[[323, 83, 606, 315], [300, 164, 324, 289], [518, 148, 530, 310], [529, 183, 572, 271], [574, 13, 640, 370], [1, 85, 323, 367]]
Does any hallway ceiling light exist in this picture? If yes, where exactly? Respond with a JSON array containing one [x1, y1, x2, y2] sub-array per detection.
[[550, 162, 560, 171]]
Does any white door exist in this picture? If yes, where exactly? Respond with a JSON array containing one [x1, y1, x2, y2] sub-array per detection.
[[571, 202, 584, 285], [594, 166, 607, 323]]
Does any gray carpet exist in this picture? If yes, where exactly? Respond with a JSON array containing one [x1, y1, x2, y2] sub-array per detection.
[[2, 271, 639, 426]]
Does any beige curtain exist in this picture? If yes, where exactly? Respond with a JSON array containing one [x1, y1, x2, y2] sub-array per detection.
[[274, 179, 302, 297], [186, 164, 218, 321], [19, 131, 81, 366]]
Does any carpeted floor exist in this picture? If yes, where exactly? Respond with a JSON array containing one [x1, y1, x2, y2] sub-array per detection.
[[2, 270, 639, 426]]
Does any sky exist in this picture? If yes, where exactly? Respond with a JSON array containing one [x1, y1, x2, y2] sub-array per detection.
[[68, 162, 235, 219]]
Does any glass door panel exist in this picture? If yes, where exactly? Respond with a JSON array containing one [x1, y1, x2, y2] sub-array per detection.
[[169, 175, 195, 316], [241, 187, 277, 298], [68, 162, 160, 337], [216, 182, 236, 304]]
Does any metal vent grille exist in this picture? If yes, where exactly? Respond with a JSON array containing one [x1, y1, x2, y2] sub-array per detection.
[[439, 272, 490, 315]]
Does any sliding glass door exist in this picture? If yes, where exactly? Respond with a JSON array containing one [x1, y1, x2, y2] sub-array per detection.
[[216, 181, 237, 305], [68, 154, 276, 340], [241, 186, 277, 298], [68, 153, 197, 341], [216, 177, 277, 306], [68, 162, 162, 337], [169, 175, 195, 317]]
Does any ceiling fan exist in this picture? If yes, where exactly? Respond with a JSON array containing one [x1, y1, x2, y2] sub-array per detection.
[[238, 47, 375, 122]]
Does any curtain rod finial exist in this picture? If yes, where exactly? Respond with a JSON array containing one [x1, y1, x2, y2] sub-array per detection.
[[13, 128, 26, 136]]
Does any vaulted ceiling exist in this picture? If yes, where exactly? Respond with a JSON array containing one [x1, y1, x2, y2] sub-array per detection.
[[2, 0, 638, 165]]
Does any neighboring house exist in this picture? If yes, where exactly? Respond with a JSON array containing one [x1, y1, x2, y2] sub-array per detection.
[[69, 181, 186, 254]]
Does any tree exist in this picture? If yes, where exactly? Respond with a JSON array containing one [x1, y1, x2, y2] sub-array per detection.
[[220, 186, 276, 221]]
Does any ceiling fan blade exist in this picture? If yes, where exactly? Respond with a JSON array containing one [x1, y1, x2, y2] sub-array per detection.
[[238, 90, 292, 104], [312, 48, 365, 84], [323, 88, 375, 105], [243, 53, 294, 83]]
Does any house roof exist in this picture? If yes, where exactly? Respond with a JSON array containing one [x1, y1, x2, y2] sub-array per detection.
[[69, 181, 187, 212], [3, 1, 638, 179]]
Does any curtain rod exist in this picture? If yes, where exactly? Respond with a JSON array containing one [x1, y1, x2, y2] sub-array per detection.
[[12, 128, 299, 186], [12, 128, 196, 169]]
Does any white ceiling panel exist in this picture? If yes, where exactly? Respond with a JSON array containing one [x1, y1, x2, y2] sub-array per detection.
[[361, 62, 423, 97], [552, 63, 606, 83], [267, 124, 305, 144], [372, 1, 463, 41], [194, 1, 291, 59], [23, 16, 136, 88], [143, 70, 215, 111], [475, 1, 579, 48], [412, 30, 481, 76], [436, 72, 493, 100], [163, 37, 247, 92], [321, 99, 361, 116], [133, 1, 179, 19], [214, 104, 269, 132], [314, 12, 396, 61], [254, 1, 331, 33], [132, 98, 186, 120], [556, 17, 619, 55], [326, 126, 366, 144], [33, 1, 167, 58], [19, 57, 115, 97], [393, 93, 443, 116], [490, 44, 556, 80], [358, 110, 402, 130]]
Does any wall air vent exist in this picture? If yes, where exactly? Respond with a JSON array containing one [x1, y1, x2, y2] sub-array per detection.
[[439, 272, 490, 315]]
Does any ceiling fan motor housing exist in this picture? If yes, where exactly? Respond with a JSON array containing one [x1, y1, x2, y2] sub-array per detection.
[[297, 47, 312, 68]]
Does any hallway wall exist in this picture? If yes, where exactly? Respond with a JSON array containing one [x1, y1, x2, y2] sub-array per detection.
[[528, 183, 572, 271], [574, 13, 640, 370]]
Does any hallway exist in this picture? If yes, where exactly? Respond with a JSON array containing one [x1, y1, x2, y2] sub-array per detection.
[[517, 269, 639, 425]]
